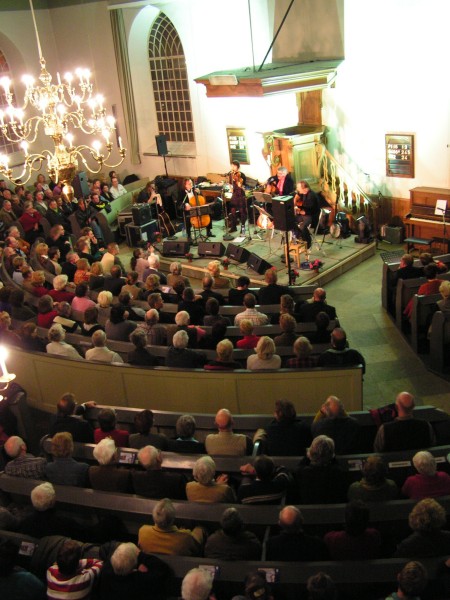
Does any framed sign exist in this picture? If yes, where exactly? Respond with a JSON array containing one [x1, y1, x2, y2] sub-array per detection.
[[385, 133, 415, 178], [226, 128, 249, 165]]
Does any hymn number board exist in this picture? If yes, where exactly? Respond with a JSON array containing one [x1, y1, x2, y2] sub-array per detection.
[[385, 133, 415, 178], [227, 128, 250, 165]]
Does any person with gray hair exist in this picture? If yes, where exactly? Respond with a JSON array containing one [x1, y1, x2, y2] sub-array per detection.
[[311, 395, 361, 454], [127, 328, 157, 366], [46, 323, 84, 360], [142, 252, 167, 285], [166, 329, 206, 368], [168, 414, 205, 454], [167, 261, 190, 288], [296, 435, 349, 504], [205, 507, 262, 560], [138, 498, 205, 556], [85, 329, 124, 363], [186, 456, 236, 503], [266, 505, 328, 561], [402, 450, 450, 500], [88, 438, 130, 493], [139, 308, 167, 346], [131, 445, 187, 500], [181, 568, 214, 600], [4, 435, 47, 479]]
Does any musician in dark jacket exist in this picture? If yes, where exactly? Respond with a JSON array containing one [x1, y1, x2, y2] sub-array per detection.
[[179, 178, 214, 240], [294, 180, 319, 247]]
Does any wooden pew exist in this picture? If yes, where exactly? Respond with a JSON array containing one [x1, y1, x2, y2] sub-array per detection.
[[395, 277, 426, 329], [429, 311, 450, 375], [410, 293, 440, 353]]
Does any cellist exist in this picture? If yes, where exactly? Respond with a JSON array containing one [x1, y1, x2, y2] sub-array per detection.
[[180, 178, 214, 241]]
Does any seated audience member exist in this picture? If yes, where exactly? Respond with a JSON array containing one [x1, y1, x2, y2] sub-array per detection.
[[88, 438, 131, 493], [436, 279, 450, 314], [247, 336, 281, 370], [404, 263, 443, 319], [0, 538, 46, 599], [80, 306, 103, 337], [204, 339, 241, 371], [46, 540, 103, 600], [105, 304, 137, 342], [94, 407, 129, 446], [318, 327, 366, 373], [166, 330, 206, 369], [259, 399, 312, 457], [11, 256, 27, 286], [128, 409, 169, 451], [186, 456, 236, 503], [384, 561, 428, 600], [96, 290, 113, 325], [18, 322, 46, 352], [273, 313, 297, 347], [311, 395, 361, 454], [286, 336, 318, 369], [279, 293, 298, 320], [234, 571, 273, 600], [141, 274, 164, 301], [236, 319, 259, 349], [306, 572, 338, 600], [181, 569, 213, 600], [348, 454, 399, 502], [419, 251, 448, 274], [295, 435, 349, 504], [199, 275, 226, 307], [88, 260, 105, 291], [0, 312, 20, 347], [45, 431, 89, 487], [203, 297, 230, 326], [53, 301, 78, 333], [21, 267, 35, 295], [132, 445, 187, 500], [178, 287, 205, 325], [198, 319, 227, 350], [258, 268, 289, 305], [37, 295, 58, 328], [121, 271, 143, 301], [167, 261, 190, 288], [101, 242, 124, 275], [148, 292, 173, 324], [71, 282, 96, 313], [30, 270, 49, 298], [205, 507, 262, 560], [140, 308, 167, 346], [234, 293, 269, 327], [127, 329, 157, 366], [48, 274, 75, 304], [103, 264, 126, 297], [207, 259, 230, 290], [118, 291, 145, 322], [298, 287, 337, 321], [395, 253, 423, 283], [4, 435, 46, 478], [61, 251, 79, 283], [324, 500, 382, 560], [46, 323, 83, 360], [10, 286, 30, 317], [205, 408, 253, 456], [48, 392, 94, 443], [138, 497, 205, 556], [265, 505, 328, 562], [228, 275, 254, 306], [168, 414, 205, 454], [73, 257, 91, 285], [142, 253, 167, 285], [394, 498, 450, 558], [373, 392, 436, 453], [98, 542, 172, 600], [238, 455, 293, 505], [402, 450, 450, 500], [306, 311, 332, 344], [85, 329, 124, 363]]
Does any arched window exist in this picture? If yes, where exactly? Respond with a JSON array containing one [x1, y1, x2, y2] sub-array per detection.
[[148, 13, 194, 143], [0, 50, 19, 156]]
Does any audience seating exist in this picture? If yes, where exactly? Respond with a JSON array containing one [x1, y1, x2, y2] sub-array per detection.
[[410, 293, 440, 353], [429, 311, 450, 375]]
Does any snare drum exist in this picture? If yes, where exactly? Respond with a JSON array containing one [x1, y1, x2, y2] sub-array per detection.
[[330, 223, 341, 238]]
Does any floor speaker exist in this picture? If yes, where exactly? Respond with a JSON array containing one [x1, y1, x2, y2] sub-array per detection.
[[162, 240, 190, 256], [197, 242, 226, 257], [132, 203, 152, 226], [72, 171, 90, 199], [272, 195, 295, 231], [247, 252, 272, 275], [155, 134, 168, 157], [125, 220, 158, 247], [225, 243, 250, 263]]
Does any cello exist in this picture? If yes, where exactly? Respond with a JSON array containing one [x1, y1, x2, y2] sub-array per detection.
[[189, 185, 211, 230]]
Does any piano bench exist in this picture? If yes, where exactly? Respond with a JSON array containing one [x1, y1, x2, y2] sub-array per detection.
[[404, 237, 434, 253]]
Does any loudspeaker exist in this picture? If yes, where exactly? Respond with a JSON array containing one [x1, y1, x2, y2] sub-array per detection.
[[226, 243, 250, 263], [384, 226, 403, 244], [132, 203, 152, 226], [72, 171, 90, 199], [118, 214, 134, 236], [162, 240, 190, 256], [247, 253, 272, 275], [272, 195, 295, 231], [155, 134, 168, 157], [197, 242, 226, 257], [125, 220, 158, 247]]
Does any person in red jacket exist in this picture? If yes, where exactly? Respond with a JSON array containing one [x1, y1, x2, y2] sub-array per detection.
[[18, 200, 43, 243]]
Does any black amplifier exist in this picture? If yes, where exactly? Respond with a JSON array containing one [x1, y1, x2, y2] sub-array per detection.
[[125, 220, 158, 247], [132, 203, 152, 226]]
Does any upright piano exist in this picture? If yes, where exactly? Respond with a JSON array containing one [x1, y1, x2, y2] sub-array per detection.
[[404, 186, 450, 252]]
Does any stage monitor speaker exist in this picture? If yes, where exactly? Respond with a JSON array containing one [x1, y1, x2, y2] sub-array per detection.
[[132, 203, 152, 226], [118, 214, 134, 237], [125, 220, 158, 247], [155, 134, 168, 157], [226, 243, 250, 263], [247, 253, 272, 275], [72, 171, 90, 199], [272, 195, 295, 231], [197, 242, 226, 257], [162, 240, 190, 257]]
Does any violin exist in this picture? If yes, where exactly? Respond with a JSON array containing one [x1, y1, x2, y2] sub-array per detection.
[[189, 184, 211, 229], [230, 171, 244, 188]]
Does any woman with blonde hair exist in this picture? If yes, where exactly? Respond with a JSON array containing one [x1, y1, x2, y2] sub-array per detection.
[[88, 261, 105, 291], [207, 260, 230, 290], [30, 270, 49, 297], [73, 258, 90, 285], [246, 336, 281, 370], [204, 339, 241, 371], [236, 319, 259, 349], [286, 336, 318, 368]]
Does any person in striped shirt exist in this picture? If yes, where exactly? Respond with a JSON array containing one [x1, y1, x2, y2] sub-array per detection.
[[46, 540, 102, 599]]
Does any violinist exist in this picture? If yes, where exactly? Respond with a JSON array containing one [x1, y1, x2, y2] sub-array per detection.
[[180, 178, 214, 241], [265, 166, 295, 197], [293, 180, 319, 248], [228, 160, 247, 234]]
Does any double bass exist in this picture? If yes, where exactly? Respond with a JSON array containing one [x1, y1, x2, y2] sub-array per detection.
[[189, 186, 211, 230]]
